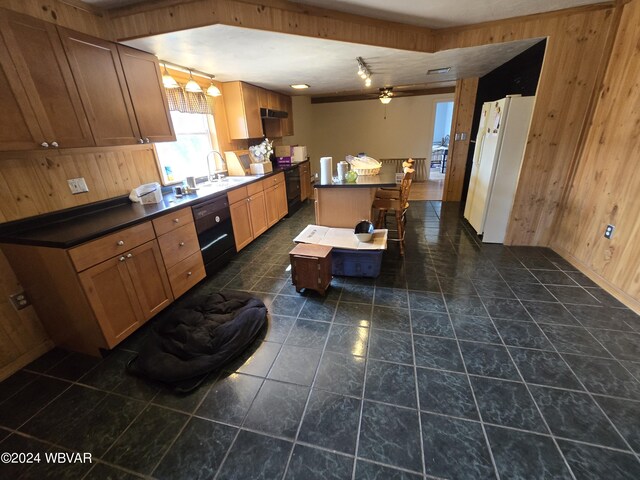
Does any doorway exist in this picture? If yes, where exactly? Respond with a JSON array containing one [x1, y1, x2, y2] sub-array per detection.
[[411, 100, 454, 201]]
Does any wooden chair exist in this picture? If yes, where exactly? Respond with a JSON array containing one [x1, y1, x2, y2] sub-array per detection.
[[372, 170, 413, 255]]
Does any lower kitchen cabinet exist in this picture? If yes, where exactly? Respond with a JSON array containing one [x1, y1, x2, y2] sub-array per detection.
[[229, 174, 287, 251], [230, 199, 254, 251], [1, 208, 208, 356], [248, 190, 268, 237], [79, 240, 172, 347], [300, 161, 311, 201], [265, 184, 280, 227]]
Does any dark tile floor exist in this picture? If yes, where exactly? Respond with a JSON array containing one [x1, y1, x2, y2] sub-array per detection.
[[1, 201, 640, 479]]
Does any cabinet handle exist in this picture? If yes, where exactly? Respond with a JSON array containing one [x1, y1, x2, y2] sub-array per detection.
[[138, 138, 144, 144], [126, 253, 133, 258], [117, 240, 125, 246], [41, 142, 49, 148], [173, 218, 180, 223], [51, 141, 59, 148], [179, 241, 185, 247], [145, 138, 150, 143], [187, 271, 192, 277], [119, 256, 126, 262]]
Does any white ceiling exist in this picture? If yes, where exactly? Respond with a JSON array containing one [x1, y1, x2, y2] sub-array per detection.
[[84, 0, 604, 28], [124, 25, 541, 95]]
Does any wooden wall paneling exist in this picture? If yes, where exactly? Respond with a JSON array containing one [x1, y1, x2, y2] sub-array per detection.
[[0, 146, 160, 222], [0, 2, 110, 39], [436, 6, 617, 245], [0, 248, 52, 381], [109, 0, 436, 52], [443, 77, 478, 201], [551, 0, 640, 312]]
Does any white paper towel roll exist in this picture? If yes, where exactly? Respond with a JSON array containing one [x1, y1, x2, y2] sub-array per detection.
[[320, 156, 333, 184]]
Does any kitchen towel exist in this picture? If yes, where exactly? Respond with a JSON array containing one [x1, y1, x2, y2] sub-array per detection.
[[320, 156, 333, 184]]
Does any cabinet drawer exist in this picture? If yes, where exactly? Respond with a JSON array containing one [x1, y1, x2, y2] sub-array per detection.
[[227, 186, 248, 204], [69, 221, 155, 272], [271, 172, 285, 186], [167, 251, 206, 298], [152, 207, 194, 236], [157, 222, 200, 269], [246, 180, 264, 196]]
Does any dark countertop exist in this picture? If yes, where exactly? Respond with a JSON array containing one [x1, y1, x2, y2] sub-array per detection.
[[0, 167, 295, 249], [314, 165, 397, 189]]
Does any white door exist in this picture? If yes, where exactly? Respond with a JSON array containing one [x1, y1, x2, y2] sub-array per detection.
[[467, 98, 509, 234], [464, 102, 491, 221]]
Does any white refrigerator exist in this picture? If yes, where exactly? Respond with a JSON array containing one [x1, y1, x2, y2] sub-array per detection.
[[464, 95, 535, 243]]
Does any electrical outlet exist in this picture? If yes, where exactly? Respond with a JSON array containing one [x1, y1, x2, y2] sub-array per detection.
[[67, 177, 89, 194], [9, 291, 30, 310], [604, 224, 615, 239]]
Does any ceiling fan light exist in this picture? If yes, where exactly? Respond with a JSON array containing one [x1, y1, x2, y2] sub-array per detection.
[[365, 77, 372, 87], [379, 96, 392, 105]]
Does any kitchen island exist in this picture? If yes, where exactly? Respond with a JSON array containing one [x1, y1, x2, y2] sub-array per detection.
[[313, 166, 397, 228]]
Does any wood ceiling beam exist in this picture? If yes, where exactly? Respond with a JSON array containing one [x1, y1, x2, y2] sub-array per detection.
[[310, 86, 455, 104], [106, 0, 437, 52]]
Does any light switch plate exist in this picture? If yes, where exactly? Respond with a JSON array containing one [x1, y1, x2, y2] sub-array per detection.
[[604, 224, 615, 239], [9, 292, 30, 310], [67, 177, 89, 194]]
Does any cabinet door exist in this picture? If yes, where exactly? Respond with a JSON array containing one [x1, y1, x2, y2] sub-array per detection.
[[242, 83, 263, 139], [117, 45, 176, 143], [0, 10, 93, 150], [59, 27, 140, 146], [230, 199, 253, 251], [267, 91, 281, 110], [276, 182, 289, 219], [248, 190, 268, 237], [258, 87, 268, 109], [264, 185, 279, 228], [79, 254, 144, 348], [0, 35, 43, 151], [125, 240, 173, 321]]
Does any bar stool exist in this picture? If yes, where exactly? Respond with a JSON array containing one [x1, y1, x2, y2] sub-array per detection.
[[372, 170, 413, 255]]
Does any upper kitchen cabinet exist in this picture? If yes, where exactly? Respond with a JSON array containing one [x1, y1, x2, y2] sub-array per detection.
[[282, 95, 294, 136], [223, 81, 263, 140], [268, 90, 284, 111], [117, 45, 176, 144], [59, 28, 141, 146], [0, 10, 93, 151]]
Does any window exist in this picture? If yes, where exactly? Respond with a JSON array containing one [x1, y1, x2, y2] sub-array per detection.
[[155, 111, 219, 184]]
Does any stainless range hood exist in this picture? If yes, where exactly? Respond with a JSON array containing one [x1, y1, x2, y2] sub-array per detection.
[[260, 108, 288, 119]]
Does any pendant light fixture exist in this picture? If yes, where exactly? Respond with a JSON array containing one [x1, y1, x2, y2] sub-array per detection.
[[379, 87, 393, 104], [185, 70, 203, 93], [206, 76, 222, 97], [161, 63, 179, 89]]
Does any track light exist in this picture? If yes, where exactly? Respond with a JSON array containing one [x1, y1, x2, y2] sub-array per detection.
[[185, 70, 202, 93], [356, 57, 372, 86], [161, 63, 179, 89], [206, 76, 222, 96]]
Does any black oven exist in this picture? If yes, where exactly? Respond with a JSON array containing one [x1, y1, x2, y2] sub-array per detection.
[[284, 165, 302, 216], [192, 196, 236, 276]]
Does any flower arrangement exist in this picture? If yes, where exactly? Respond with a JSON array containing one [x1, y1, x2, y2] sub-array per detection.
[[249, 138, 274, 163]]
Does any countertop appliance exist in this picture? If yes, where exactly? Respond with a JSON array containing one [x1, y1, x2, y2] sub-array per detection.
[[192, 195, 236, 275], [464, 95, 535, 243]]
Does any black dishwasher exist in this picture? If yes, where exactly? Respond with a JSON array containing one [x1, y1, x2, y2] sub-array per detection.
[[192, 195, 236, 276]]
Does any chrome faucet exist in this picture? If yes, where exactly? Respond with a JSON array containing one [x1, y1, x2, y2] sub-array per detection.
[[206, 150, 227, 182]]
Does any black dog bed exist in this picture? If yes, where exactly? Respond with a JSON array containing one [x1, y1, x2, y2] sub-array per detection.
[[127, 291, 267, 392]]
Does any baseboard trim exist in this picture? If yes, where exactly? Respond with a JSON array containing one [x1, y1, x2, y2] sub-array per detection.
[[0, 340, 54, 381], [552, 246, 640, 315]]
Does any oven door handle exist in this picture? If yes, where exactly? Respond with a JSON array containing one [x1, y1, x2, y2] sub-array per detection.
[[201, 232, 230, 252]]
